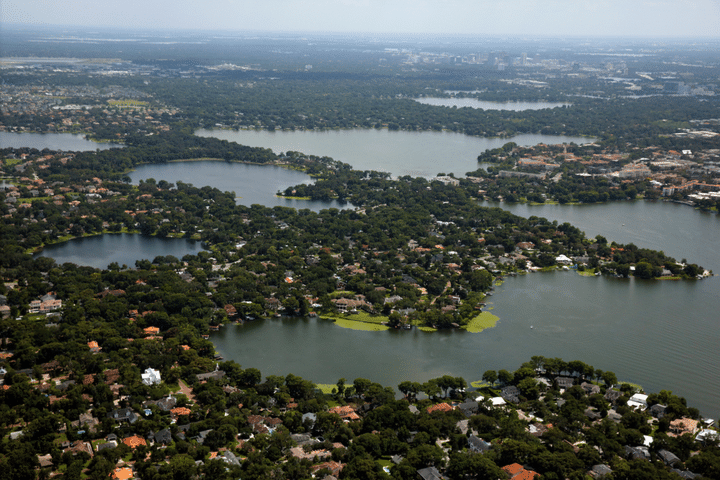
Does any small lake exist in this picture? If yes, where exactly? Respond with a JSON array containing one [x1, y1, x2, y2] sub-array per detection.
[[413, 98, 571, 111], [195, 128, 595, 178], [34, 233, 204, 269], [128, 161, 347, 212], [0, 132, 124, 151]]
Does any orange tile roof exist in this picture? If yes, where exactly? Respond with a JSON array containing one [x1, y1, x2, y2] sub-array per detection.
[[502, 464, 540, 479], [122, 435, 147, 449], [503, 463, 525, 476], [171, 407, 192, 417], [87, 341, 100, 349], [427, 402, 454, 414], [111, 467, 134, 480], [328, 406, 356, 416]]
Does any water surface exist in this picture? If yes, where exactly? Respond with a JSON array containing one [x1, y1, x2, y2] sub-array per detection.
[[34, 233, 204, 269], [0, 132, 124, 151], [212, 200, 720, 419], [196, 128, 594, 178], [414, 98, 571, 111], [128, 161, 346, 211]]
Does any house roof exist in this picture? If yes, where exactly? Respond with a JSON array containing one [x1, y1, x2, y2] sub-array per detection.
[[427, 402, 454, 414], [502, 463, 540, 480], [112, 467, 134, 480], [123, 435, 147, 449]]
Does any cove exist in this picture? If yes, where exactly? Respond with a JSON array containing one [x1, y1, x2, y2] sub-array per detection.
[[413, 98, 571, 111], [195, 128, 595, 178], [128, 161, 347, 212], [0, 132, 124, 151], [33, 233, 204, 270]]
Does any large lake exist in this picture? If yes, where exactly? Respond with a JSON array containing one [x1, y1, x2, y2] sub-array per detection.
[[195, 128, 594, 178], [0, 132, 124, 151], [413, 98, 571, 111], [128, 162, 346, 212], [34, 233, 204, 269], [212, 199, 720, 420]]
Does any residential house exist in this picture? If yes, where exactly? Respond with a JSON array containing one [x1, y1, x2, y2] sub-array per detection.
[[468, 435, 492, 453], [650, 404, 667, 419], [417, 466, 445, 480], [108, 408, 138, 424], [669, 418, 699, 437], [328, 405, 360, 422], [141, 367, 161, 386], [580, 382, 601, 396], [501, 386, 521, 404], [123, 435, 147, 449], [502, 463, 540, 479], [658, 449, 681, 466], [590, 464, 613, 478]]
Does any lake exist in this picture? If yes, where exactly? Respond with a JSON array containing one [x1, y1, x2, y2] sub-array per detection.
[[128, 161, 347, 212], [211, 199, 720, 420], [195, 128, 594, 178], [34, 233, 204, 269], [0, 132, 124, 151], [413, 98, 571, 111]]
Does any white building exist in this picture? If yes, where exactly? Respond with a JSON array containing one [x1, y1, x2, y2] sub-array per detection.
[[141, 368, 161, 386]]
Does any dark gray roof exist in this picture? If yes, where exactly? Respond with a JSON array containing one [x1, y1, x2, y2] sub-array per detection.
[[658, 449, 681, 466], [592, 464, 613, 476], [468, 435, 491, 453], [417, 466, 445, 480]]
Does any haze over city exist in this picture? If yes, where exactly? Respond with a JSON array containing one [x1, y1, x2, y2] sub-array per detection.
[[3, 0, 720, 38]]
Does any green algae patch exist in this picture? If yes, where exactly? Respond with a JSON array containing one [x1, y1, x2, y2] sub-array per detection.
[[463, 311, 500, 333]]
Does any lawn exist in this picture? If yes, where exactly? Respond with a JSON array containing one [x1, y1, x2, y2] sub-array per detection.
[[315, 384, 336, 394], [331, 317, 390, 332]]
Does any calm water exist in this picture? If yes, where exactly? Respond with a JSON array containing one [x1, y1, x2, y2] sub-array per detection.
[[482, 200, 720, 269], [0, 132, 124, 151], [34, 233, 204, 269], [128, 162, 346, 212], [195, 129, 595, 178], [414, 98, 571, 111], [212, 199, 720, 420]]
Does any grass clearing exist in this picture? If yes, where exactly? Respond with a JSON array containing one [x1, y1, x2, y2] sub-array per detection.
[[417, 326, 437, 332], [329, 316, 390, 332], [470, 380, 491, 389], [108, 99, 149, 107], [463, 311, 500, 333], [329, 291, 356, 299], [315, 384, 336, 394], [578, 269, 598, 277]]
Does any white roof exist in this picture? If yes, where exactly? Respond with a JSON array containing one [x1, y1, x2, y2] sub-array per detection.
[[629, 393, 648, 404]]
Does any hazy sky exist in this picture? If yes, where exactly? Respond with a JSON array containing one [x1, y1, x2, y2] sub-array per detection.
[[3, 0, 720, 37]]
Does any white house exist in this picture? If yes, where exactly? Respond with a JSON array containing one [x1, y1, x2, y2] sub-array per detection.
[[141, 368, 161, 386], [627, 393, 648, 411], [555, 254, 573, 265]]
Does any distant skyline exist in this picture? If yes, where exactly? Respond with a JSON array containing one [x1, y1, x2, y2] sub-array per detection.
[[2, 0, 720, 38]]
